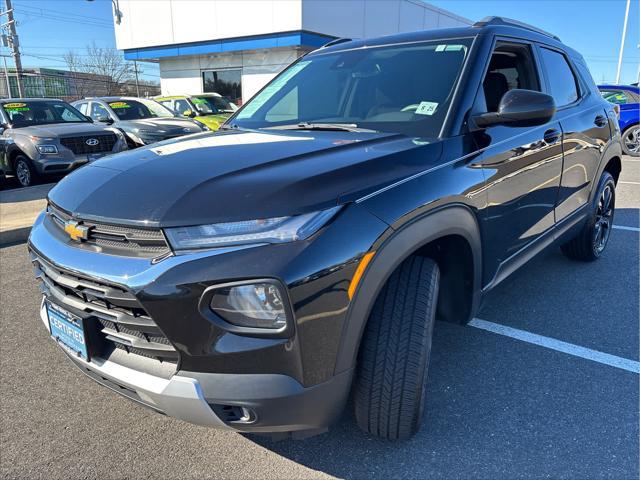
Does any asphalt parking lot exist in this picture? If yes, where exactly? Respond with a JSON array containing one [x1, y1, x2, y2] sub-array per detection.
[[1, 157, 638, 479]]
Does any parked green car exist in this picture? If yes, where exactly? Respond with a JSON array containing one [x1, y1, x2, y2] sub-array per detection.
[[154, 93, 237, 131]]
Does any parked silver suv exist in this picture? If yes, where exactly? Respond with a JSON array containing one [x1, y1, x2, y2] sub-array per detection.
[[0, 98, 128, 187]]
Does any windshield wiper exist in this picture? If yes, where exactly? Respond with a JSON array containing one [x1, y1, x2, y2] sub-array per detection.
[[265, 122, 378, 133]]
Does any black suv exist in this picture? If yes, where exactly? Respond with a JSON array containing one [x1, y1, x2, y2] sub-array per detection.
[[28, 18, 622, 440]]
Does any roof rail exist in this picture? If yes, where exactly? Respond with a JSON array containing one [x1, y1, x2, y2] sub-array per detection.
[[473, 16, 560, 41], [321, 38, 352, 48]]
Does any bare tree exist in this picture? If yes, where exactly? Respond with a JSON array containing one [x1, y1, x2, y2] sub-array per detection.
[[63, 43, 140, 97]]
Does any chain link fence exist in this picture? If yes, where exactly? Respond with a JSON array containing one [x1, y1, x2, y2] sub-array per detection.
[[0, 68, 160, 101]]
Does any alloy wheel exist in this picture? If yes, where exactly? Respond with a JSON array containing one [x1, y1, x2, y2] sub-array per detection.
[[624, 127, 640, 155], [16, 160, 31, 187], [593, 184, 614, 255]]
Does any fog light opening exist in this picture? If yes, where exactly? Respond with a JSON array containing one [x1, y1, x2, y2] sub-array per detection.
[[209, 281, 288, 330]]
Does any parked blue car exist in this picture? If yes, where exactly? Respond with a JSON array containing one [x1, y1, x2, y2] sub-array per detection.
[[598, 84, 639, 156]]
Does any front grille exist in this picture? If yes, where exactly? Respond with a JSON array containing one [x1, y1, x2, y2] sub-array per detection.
[[60, 133, 117, 154], [48, 203, 171, 259], [31, 250, 178, 365]]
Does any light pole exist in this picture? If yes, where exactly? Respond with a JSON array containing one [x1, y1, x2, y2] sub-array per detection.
[[86, 0, 121, 25], [615, 0, 631, 84]]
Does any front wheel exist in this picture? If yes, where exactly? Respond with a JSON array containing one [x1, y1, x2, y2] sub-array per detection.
[[621, 125, 640, 157], [14, 155, 39, 188], [561, 171, 616, 261], [353, 256, 440, 440]]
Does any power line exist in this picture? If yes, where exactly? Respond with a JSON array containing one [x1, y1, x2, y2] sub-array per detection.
[[15, 3, 113, 24]]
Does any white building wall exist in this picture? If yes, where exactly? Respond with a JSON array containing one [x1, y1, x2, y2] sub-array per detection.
[[301, 0, 470, 38], [159, 48, 303, 99], [114, 0, 303, 50]]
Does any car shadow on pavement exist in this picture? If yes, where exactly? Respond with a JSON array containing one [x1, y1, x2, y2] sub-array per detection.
[[245, 234, 639, 479]]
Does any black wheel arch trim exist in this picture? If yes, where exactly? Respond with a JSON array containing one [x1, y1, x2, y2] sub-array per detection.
[[333, 204, 482, 374], [6, 144, 27, 171]]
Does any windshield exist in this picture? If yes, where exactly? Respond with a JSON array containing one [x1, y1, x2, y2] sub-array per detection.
[[107, 99, 175, 120], [1, 100, 88, 127], [232, 39, 473, 137], [191, 95, 238, 115]]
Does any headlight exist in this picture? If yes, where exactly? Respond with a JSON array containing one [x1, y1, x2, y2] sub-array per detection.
[[165, 206, 341, 250], [37, 145, 58, 154]]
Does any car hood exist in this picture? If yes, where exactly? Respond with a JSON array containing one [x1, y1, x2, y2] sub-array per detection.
[[11, 122, 115, 138], [196, 114, 229, 130], [48, 129, 443, 228], [115, 117, 202, 134]]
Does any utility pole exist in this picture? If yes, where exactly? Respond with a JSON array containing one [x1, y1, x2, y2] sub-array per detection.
[[4, 0, 22, 96], [615, 0, 631, 84]]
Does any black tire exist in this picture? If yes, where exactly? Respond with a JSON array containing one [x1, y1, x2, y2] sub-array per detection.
[[621, 124, 639, 157], [561, 171, 616, 261], [14, 155, 39, 188], [353, 255, 440, 440]]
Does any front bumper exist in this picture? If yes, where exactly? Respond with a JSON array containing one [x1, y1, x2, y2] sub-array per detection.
[[39, 300, 353, 432]]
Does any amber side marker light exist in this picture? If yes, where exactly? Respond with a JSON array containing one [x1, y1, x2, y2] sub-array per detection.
[[348, 251, 376, 300]]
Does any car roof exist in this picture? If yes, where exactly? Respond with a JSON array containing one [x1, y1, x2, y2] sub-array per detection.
[[598, 84, 640, 94], [1, 98, 64, 102], [154, 93, 222, 99], [316, 16, 579, 59]]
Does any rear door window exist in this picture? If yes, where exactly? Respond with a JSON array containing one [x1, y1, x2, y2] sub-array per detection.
[[540, 48, 580, 107]]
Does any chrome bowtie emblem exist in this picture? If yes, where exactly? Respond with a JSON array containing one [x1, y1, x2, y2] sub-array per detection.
[[64, 220, 90, 242], [85, 138, 99, 146]]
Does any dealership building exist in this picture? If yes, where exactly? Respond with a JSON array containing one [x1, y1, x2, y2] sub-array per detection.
[[114, 0, 471, 104]]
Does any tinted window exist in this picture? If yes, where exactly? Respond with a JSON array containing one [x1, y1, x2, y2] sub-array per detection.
[[0, 100, 88, 127], [172, 99, 190, 115], [482, 42, 540, 112], [90, 102, 110, 120], [233, 39, 473, 137], [203, 69, 242, 106], [106, 99, 174, 120], [601, 89, 629, 105], [540, 48, 579, 107], [75, 102, 88, 115]]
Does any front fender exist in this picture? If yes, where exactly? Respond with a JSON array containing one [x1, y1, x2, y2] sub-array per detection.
[[333, 205, 483, 374]]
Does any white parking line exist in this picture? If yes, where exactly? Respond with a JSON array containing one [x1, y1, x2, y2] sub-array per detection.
[[613, 225, 640, 232], [469, 318, 640, 374], [619, 181, 640, 185]]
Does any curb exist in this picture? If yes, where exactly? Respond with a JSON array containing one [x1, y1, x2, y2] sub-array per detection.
[[0, 226, 31, 246]]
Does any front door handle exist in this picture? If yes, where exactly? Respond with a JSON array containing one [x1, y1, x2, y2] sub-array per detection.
[[544, 128, 560, 144], [594, 115, 608, 127]]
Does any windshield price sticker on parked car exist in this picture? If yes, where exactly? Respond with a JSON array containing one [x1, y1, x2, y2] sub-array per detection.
[[2, 102, 29, 112], [108, 101, 131, 109], [415, 101, 438, 116]]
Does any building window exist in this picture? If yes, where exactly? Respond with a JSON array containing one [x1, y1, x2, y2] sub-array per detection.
[[203, 69, 242, 106]]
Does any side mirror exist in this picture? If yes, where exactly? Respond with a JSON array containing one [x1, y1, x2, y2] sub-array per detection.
[[471, 89, 556, 129], [183, 110, 196, 118], [98, 116, 114, 124]]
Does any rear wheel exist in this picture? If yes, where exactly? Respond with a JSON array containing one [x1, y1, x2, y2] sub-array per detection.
[[561, 171, 615, 261], [14, 155, 38, 188], [621, 125, 639, 157], [353, 256, 440, 440]]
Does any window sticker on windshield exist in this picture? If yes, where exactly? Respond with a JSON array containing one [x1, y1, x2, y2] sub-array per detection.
[[237, 61, 311, 119], [108, 102, 130, 109], [192, 98, 208, 105], [415, 101, 438, 116], [3, 102, 29, 111]]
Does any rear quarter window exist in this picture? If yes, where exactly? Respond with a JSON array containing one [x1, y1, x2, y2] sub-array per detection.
[[540, 47, 580, 107]]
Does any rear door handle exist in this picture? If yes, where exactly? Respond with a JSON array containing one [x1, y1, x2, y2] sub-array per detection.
[[594, 115, 608, 127], [544, 128, 560, 144]]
